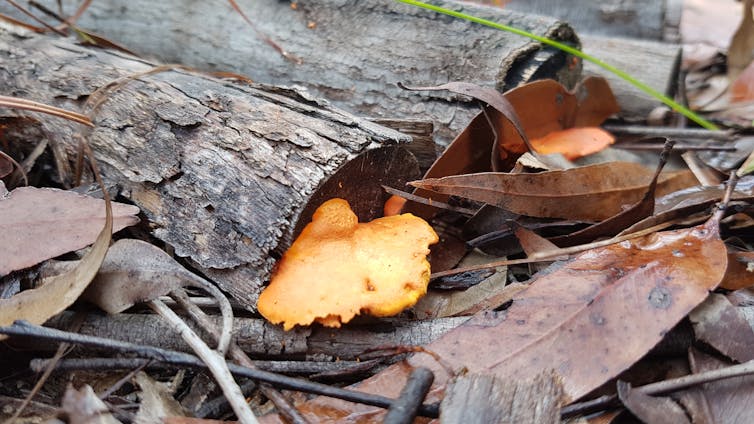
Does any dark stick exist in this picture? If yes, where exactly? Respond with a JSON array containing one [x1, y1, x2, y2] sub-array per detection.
[[196, 380, 259, 419], [31, 356, 379, 378], [383, 367, 435, 424], [602, 125, 734, 140], [615, 143, 736, 152], [1, 321, 440, 419]]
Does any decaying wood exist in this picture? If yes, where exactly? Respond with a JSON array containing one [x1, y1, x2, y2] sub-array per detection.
[[440, 371, 563, 424], [0, 0, 581, 144], [0, 25, 417, 309], [45, 312, 469, 360]]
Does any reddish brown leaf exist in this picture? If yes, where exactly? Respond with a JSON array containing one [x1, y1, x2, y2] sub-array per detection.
[[731, 60, 754, 102], [410, 162, 697, 220], [498, 76, 619, 162], [402, 77, 619, 218], [728, 0, 754, 81], [0, 187, 140, 275], [401, 111, 495, 219], [720, 249, 754, 290], [264, 214, 727, 422], [549, 139, 674, 247]]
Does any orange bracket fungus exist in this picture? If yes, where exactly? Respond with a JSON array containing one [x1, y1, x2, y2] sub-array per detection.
[[257, 198, 439, 330]]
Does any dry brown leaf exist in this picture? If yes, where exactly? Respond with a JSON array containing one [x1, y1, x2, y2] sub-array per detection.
[[60, 384, 121, 424], [82, 239, 204, 314], [689, 293, 754, 363], [411, 162, 697, 221], [548, 139, 674, 247], [498, 77, 619, 163], [0, 186, 139, 276], [0, 187, 114, 338], [402, 77, 618, 219], [617, 381, 691, 424], [728, 0, 754, 81], [134, 372, 186, 424], [683, 348, 754, 424], [266, 210, 727, 422], [731, 60, 754, 102]]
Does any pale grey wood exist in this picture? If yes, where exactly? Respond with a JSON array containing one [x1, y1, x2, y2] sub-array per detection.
[[440, 371, 563, 424], [45, 312, 470, 359], [581, 35, 682, 120], [0, 24, 412, 309], [503, 0, 681, 42], [0, 0, 580, 144]]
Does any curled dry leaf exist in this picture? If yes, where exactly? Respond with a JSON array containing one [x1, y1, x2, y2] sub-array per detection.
[[411, 162, 697, 221], [278, 213, 727, 421], [0, 187, 114, 339], [134, 371, 187, 424], [0, 187, 140, 276], [499, 77, 619, 162], [257, 198, 438, 330], [61, 384, 121, 424], [401, 77, 618, 219], [82, 239, 208, 314]]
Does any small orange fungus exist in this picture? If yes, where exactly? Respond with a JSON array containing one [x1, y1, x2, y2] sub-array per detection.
[[257, 198, 439, 330]]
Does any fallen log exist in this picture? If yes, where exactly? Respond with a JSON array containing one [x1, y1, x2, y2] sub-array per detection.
[[0, 0, 581, 144], [502, 0, 682, 42], [0, 24, 419, 309]]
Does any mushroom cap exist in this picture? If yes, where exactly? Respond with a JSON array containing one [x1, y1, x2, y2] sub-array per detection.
[[257, 198, 439, 330]]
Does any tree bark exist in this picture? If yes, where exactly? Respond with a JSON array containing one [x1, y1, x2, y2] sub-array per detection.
[[0, 0, 581, 145], [502, 0, 681, 42], [0, 25, 416, 309]]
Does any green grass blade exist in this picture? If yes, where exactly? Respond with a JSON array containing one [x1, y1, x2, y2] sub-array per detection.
[[396, 0, 719, 130]]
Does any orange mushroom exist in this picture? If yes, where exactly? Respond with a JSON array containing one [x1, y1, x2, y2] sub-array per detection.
[[257, 198, 439, 330]]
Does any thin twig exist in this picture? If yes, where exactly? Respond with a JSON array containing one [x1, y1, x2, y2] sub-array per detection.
[[170, 290, 310, 424], [0, 321, 440, 418], [562, 358, 754, 418], [4, 0, 66, 35], [148, 300, 259, 424], [602, 125, 734, 140], [430, 220, 680, 279], [382, 185, 478, 216]]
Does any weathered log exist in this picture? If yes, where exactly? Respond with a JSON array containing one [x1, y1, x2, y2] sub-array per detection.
[[440, 371, 563, 424], [581, 35, 682, 120], [43, 312, 470, 360], [0, 0, 581, 144], [502, 0, 682, 42], [0, 25, 418, 309]]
